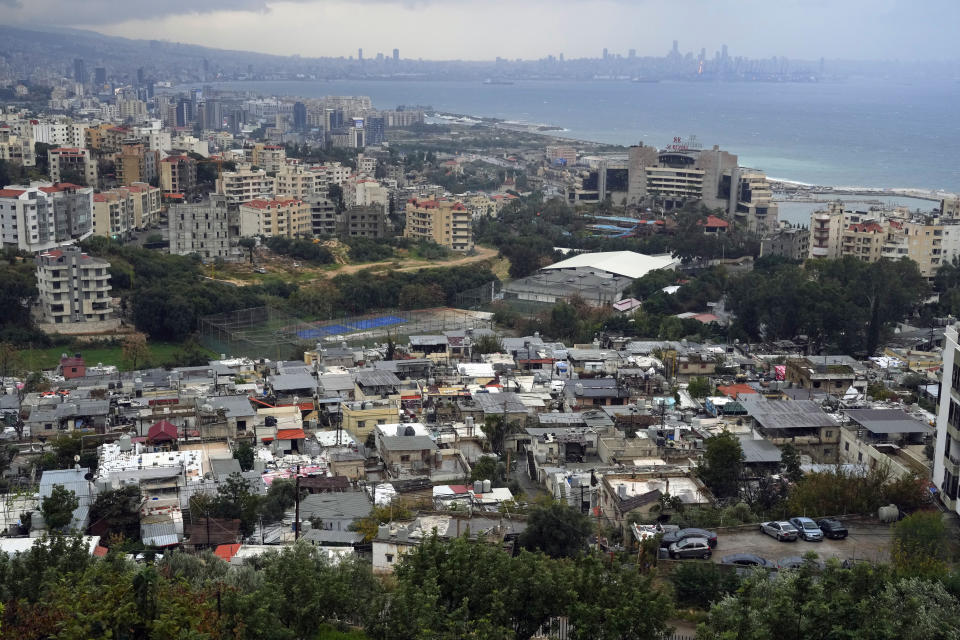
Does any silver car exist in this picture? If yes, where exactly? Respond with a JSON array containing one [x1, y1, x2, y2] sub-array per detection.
[[668, 537, 713, 560], [789, 517, 824, 542], [760, 521, 799, 542]]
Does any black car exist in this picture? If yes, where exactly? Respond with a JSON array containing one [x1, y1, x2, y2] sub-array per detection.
[[721, 553, 773, 568], [816, 518, 848, 540], [660, 527, 718, 549]]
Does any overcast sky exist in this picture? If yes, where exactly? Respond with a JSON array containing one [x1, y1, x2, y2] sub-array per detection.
[[6, 0, 959, 61]]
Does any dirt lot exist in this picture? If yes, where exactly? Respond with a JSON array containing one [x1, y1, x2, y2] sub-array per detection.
[[713, 521, 893, 566]]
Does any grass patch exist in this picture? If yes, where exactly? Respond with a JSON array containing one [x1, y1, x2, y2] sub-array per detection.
[[23, 341, 214, 371]]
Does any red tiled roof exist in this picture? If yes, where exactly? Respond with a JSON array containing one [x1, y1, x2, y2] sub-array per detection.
[[147, 420, 178, 442], [716, 383, 758, 399], [700, 215, 729, 228], [0, 188, 26, 197], [93, 545, 109, 557], [276, 428, 306, 440], [93, 193, 108, 202], [214, 543, 242, 562]]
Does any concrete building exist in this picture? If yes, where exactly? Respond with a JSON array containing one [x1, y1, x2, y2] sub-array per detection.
[[404, 198, 473, 251], [343, 177, 389, 212], [93, 183, 160, 238], [116, 141, 159, 186], [341, 205, 391, 239], [942, 197, 960, 218], [159, 154, 197, 196], [0, 183, 93, 252], [216, 167, 273, 204], [251, 144, 286, 173], [32, 122, 87, 148], [546, 145, 577, 166], [307, 195, 338, 237], [274, 165, 323, 200], [48, 148, 97, 187], [168, 195, 233, 260], [35, 245, 113, 326], [0, 127, 35, 167], [503, 268, 632, 307], [626, 142, 777, 233], [760, 226, 810, 260], [238, 198, 311, 238], [934, 324, 960, 513]]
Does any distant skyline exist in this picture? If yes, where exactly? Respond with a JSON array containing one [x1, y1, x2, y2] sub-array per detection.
[[5, 0, 960, 62]]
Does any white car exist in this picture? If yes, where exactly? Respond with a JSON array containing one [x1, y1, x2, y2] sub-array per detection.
[[789, 517, 824, 542], [760, 521, 799, 542]]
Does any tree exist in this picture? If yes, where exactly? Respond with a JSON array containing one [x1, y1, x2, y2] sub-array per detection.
[[238, 236, 257, 264], [472, 333, 504, 355], [0, 342, 21, 380], [670, 560, 740, 608], [41, 485, 79, 531], [696, 430, 744, 500], [469, 455, 503, 484], [212, 473, 262, 537], [687, 376, 712, 399], [89, 486, 142, 541], [780, 443, 803, 483], [233, 440, 255, 471], [892, 511, 949, 579], [121, 333, 150, 371], [259, 478, 300, 524], [518, 500, 592, 558], [351, 503, 414, 542]]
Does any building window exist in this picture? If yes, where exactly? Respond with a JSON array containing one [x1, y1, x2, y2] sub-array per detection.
[[825, 430, 833, 438], [844, 442, 849, 452], [400, 455, 410, 462], [385, 553, 394, 563]]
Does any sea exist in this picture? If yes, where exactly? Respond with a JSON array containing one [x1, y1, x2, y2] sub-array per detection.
[[193, 77, 960, 222]]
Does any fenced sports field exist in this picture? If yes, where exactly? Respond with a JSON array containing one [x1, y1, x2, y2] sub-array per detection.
[[198, 306, 493, 360]]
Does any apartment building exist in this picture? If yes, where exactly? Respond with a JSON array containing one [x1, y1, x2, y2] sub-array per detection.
[[404, 198, 473, 251], [342, 205, 391, 239], [216, 167, 273, 204], [84, 124, 128, 155], [933, 324, 960, 514], [0, 127, 35, 167], [32, 122, 87, 148], [168, 195, 233, 259], [35, 245, 113, 325], [546, 145, 577, 165], [251, 144, 287, 173], [343, 177, 389, 212], [307, 195, 338, 237], [274, 165, 323, 200], [116, 142, 159, 186], [732, 170, 778, 234], [48, 147, 97, 187], [942, 197, 960, 218], [0, 183, 93, 252], [238, 198, 311, 238], [760, 226, 810, 260], [841, 220, 889, 262], [93, 182, 161, 237], [159, 154, 197, 196]]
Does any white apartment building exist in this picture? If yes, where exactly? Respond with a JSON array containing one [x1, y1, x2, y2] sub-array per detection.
[[274, 165, 323, 200], [216, 167, 273, 204], [92, 182, 161, 238], [251, 144, 286, 173], [0, 183, 93, 252], [32, 122, 87, 148], [934, 325, 960, 514], [343, 177, 389, 212], [35, 245, 113, 325]]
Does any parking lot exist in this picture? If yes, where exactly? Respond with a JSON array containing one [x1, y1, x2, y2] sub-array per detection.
[[712, 521, 893, 566]]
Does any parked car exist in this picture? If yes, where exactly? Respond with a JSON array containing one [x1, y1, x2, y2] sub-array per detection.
[[817, 518, 849, 540], [668, 537, 713, 560], [760, 521, 799, 542], [721, 553, 773, 568], [789, 517, 824, 541], [660, 527, 718, 549]]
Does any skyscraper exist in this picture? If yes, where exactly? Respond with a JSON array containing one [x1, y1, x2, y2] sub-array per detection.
[[358, 48, 363, 61], [136, 67, 145, 86], [94, 67, 106, 86], [393, 48, 399, 61], [73, 58, 86, 84], [293, 102, 307, 131], [602, 48, 609, 60]]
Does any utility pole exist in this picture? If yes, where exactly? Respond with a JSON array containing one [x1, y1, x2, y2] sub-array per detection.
[[294, 464, 301, 540]]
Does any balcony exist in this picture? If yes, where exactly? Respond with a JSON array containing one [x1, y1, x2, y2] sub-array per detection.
[[945, 453, 960, 476]]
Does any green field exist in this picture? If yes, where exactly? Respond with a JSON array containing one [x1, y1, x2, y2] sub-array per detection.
[[23, 341, 214, 372]]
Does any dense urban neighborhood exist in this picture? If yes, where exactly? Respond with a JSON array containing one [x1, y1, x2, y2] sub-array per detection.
[[1, 16, 960, 640]]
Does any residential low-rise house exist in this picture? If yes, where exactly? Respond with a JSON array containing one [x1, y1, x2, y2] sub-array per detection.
[[740, 395, 840, 462], [598, 471, 713, 537], [786, 355, 868, 396], [342, 398, 400, 442], [564, 378, 631, 409]]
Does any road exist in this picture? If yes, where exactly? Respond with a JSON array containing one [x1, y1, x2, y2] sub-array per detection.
[[322, 245, 500, 277], [713, 521, 892, 565]]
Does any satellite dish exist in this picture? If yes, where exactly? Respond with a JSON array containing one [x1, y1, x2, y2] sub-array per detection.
[[83, 472, 94, 481], [74, 455, 80, 462]]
